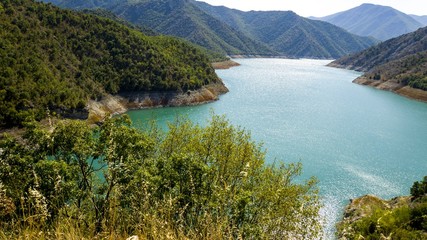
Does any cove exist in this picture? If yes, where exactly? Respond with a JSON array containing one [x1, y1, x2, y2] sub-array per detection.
[[126, 58, 427, 238]]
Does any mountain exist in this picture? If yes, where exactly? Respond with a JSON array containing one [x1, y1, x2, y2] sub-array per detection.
[[41, 0, 120, 9], [329, 26, 427, 101], [40, 0, 377, 59], [0, 0, 225, 128], [195, 2, 378, 59], [315, 3, 424, 41], [107, 0, 275, 56], [410, 14, 427, 26]]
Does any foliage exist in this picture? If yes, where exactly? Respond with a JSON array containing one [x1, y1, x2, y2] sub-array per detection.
[[0, 115, 321, 239], [411, 176, 427, 199], [332, 26, 427, 91], [0, 0, 222, 128], [337, 176, 427, 239], [196, 1, 378, 59], [42, 0, 377, 58], [104, 0, 276, 56], [81, 8, 228, 62]]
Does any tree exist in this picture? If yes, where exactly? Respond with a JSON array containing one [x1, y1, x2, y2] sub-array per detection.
[[411, 176, 427, 199], [0, 115, 321, 239]]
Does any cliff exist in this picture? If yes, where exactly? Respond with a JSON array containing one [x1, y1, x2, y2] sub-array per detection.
[[353, 77, 427, 102], [87, 83, 228, 123]]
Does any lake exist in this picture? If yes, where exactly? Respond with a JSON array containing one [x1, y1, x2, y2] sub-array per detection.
[[127, 58, 427, 238]]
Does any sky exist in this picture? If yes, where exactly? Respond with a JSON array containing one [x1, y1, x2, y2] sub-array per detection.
[[196, 0, 427, 17]]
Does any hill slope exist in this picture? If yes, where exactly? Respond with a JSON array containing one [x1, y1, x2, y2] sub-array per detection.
[[329, 26, 427, 101], [41, 0, 376, 59], [0, 0, 224, 128], [315, 3, 423, 41], [107, 0, 275, 56], [193, 1, 378, 59]]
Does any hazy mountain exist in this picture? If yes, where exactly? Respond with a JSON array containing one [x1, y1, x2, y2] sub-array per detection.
[[193, 1, 378, 59], [330, 26, 427, 93], [315, 3, 424, 41], [410, 15, 427, 26]]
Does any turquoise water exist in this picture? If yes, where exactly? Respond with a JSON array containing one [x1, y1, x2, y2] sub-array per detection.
[[127, 58, 427, 238]]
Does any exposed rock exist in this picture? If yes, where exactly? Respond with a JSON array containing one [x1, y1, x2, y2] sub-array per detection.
[[337, 195, 411, 239], [211, 60, 240, 69], [87, 83, 228, 124], [353, 77, 427, 102]]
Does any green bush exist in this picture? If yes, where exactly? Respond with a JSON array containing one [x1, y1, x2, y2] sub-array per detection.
[[0, 115, 321, 239], [338, 177, 427, 239], [411, 176, 427, 199]]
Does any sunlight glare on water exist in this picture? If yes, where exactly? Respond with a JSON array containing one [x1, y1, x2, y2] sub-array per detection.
[[127, 58, 427, 239]]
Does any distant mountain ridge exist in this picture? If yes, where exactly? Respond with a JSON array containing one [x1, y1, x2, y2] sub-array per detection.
[[330, 26, 427, 101], [41, 0, 377, 59], [410, 15, 427, 26], [43, 0, 276, 56], [314, 3, 423, 41], [195, 1, 377, 59]]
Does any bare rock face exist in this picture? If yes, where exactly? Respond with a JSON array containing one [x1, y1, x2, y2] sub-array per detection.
[[87, 83, 229, 124], [353, 77, 427, 102], [211, 60, 241, 69]]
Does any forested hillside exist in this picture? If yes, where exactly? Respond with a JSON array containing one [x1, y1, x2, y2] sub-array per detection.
[[107, 0, 276, 56], [315, 4, 423, 41], [42, 0, 377, 59], [0, 0, 223, 128], [195, 2, 378, 59], [330, 26, 427, 91]]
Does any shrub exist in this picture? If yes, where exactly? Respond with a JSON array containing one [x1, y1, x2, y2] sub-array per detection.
[[0, 115, 321, 239]]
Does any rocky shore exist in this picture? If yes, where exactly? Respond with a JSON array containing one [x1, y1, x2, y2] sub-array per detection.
[[85, 59, 239, 123], [353, 77, 427, 102], [211, 60, 240, 69], [336, 194, 411, 239], [87, 83, 228, 123]]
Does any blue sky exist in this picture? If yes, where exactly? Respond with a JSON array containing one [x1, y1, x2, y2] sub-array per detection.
[[196, 0, 427, 17]]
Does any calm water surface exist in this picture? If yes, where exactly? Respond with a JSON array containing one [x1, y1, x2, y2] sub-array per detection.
[[127, 59, 427, 238]]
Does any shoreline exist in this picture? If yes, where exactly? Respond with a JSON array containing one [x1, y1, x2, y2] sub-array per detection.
[[87, 83, 229, 123], [87, 58, 238, 124], [211, 59, 240, 69], [353, 77, 427, 103], [336, 194, 412, 239]]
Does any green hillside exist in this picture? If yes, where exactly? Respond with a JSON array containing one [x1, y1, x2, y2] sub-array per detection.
[[330, 26, 427, 91], [42, 0, 376, 58], [43, 0, 275, 56], [195, 2, 378, 59], [105, 0, 276, 56], [0, 0, 223, 128]]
